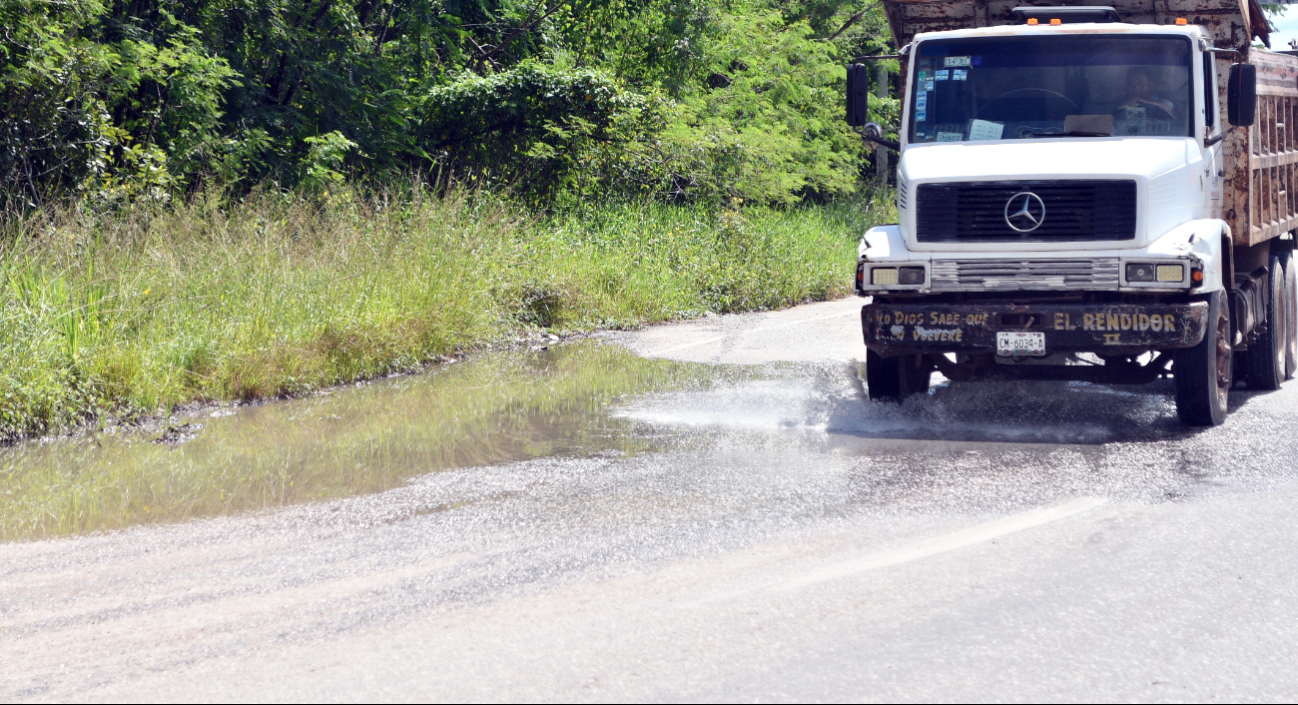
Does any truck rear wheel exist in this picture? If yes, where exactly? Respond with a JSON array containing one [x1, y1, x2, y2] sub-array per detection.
[[1243, 254, 1287, 391], [1175, 290, 1231, 426], [866, 350, 932, 401], [1283, 250, 1297, 380]]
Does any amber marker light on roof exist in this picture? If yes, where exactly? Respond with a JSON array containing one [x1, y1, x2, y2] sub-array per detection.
[[1027, 17, 1039, 25], [1176, 17, 1188, 25], [1050, 18, 1062, 25]]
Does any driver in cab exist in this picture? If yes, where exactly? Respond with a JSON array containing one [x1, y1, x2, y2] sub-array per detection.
[[1117, 68, 1176, 120]]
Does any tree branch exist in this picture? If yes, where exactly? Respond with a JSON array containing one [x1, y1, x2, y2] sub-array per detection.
[[827, 11, 864, 41], [481, 2, 565, 64], [826, 3, 880, 41]]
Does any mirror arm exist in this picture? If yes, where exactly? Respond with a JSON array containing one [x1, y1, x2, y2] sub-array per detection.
[[863, 132, 901, 152], [1205, 125, 1236, 148], [862, 122, 900, 152], [850, 44, 910, 62], [850, 43, 910, 62]]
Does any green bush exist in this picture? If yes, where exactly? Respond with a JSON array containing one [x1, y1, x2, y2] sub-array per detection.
[[418, 63, 643, 199], [578, 10, 866, 204], [0, 0, 237, 205], [1, 0, 899, 205]]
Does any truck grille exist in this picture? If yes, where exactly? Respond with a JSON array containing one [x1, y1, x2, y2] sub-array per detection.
[[930, 258, 1121, 290], [916, 180, 1137, 242]]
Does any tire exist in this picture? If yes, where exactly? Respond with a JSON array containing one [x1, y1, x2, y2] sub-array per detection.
[[1243, 254, 1287, 391], [1283, 249, 1297, 380], [1175, 290, 1232, 426], [866, 349, 932, 401]]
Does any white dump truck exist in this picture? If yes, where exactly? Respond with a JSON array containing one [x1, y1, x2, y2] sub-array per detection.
[[846, 0, 1298, 424]]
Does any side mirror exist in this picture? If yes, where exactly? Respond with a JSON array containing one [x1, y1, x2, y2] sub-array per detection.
[[1228, 63, 1257, 127], [846, 64, 870, 126]]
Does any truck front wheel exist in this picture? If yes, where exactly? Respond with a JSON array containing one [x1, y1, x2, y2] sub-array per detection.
[[1175, 290, 1231, 426], [866, 350, 932, 401]]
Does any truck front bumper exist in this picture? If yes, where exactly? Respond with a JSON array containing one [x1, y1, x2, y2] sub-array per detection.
[[862, 301, 1209, 355]]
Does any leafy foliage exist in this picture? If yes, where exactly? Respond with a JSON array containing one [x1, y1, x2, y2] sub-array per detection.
[[1, 0, 899, 205], [418, 63, 641, 198]]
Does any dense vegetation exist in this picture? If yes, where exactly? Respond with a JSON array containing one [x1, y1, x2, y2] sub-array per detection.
[[3, 0, 898, 206], [0, 0, 901, 443]]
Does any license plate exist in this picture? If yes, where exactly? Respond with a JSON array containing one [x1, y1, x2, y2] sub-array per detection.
[[997, 331, 1046, 357]]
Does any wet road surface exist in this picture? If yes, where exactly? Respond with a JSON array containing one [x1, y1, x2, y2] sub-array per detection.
[[4, 298, 1298, 702]]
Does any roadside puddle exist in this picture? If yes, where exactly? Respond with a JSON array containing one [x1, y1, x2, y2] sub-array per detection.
[[0, 341, 746, 541], [1, 339, 1201, 543]]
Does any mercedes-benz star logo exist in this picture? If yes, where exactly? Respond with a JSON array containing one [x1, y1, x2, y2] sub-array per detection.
[[1004, 191, 1046, 233]]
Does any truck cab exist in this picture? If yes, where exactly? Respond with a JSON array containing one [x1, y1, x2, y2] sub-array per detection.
[[848, 2, 1298, 425]]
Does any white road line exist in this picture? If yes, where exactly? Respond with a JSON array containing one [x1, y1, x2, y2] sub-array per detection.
[[749, 308, 860, 333], [770, 496, 1108, 593], [648, 335, 727, 356], [646, 307, 860, 356]]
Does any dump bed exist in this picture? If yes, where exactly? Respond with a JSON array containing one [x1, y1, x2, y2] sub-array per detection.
[[1240, 50, 1298, 246], [883, 0, 1298, 247], [881, 0, 1270, 48]]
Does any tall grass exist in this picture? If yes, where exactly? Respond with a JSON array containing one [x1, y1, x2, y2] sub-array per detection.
[[0, 187, 895, 440]]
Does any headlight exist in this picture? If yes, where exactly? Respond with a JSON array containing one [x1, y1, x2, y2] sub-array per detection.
[[1126, 263, 1185, 285], [898, 266, 926, 285], [870, 266, 926, 286], [1156, 264, 1184, 283], [1126, 263, 1156, 282], [872, 267, 898, 285]]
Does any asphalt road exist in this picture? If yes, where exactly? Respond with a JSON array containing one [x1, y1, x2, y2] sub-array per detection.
[[5, 297, 1298, 702]]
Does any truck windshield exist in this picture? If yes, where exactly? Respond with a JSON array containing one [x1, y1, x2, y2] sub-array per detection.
[[908, 35, 1194, 143]]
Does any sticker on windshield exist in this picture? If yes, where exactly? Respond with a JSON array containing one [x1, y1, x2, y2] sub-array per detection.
[[916, 91, 928, 109], [968, 119, 1003, 141], [918, 70, 928, 80], [944, 56, 972, 67], [916, 109, 928, 122], [925, 80, 935, 91], [953, 69, 968, 81], [935, 70, 950, 81], [936, 132, 963, 142]]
